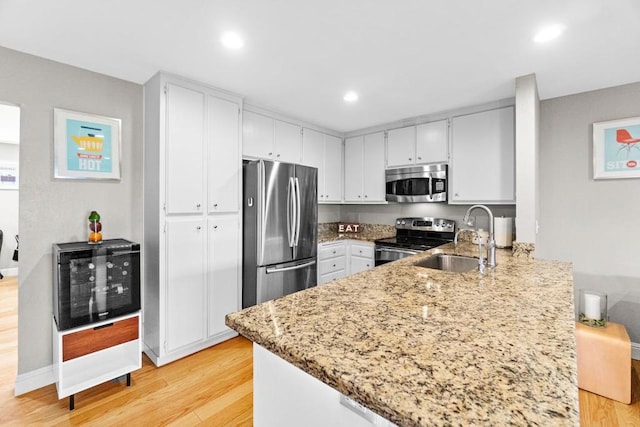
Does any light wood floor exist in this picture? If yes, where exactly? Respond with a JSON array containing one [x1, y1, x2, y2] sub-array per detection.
[[1, 276, 639, 426]]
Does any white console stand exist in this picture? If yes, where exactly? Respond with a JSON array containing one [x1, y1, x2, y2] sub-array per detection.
[[52, 312, 141, 410]]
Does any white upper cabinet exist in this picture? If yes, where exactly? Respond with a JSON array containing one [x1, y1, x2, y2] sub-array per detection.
[[449, 106, 515, 204], [386, 126, 416, 168], [166, 83, 205, 214], [387, 121, 448, 168], [416, 120, 448, 164], [207, 95, 240, 213], [242, 111, 302, 163], [274, 120, 302, 163], [242, 111, 273, 160], [344, 132, 385, 202], [302, 129, 342, 203]]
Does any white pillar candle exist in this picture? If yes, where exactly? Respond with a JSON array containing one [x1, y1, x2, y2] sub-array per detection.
[[584, 293, 601, 320]]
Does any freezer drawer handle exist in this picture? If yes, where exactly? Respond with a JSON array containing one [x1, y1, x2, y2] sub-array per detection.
[[266, 260, 316, 274]]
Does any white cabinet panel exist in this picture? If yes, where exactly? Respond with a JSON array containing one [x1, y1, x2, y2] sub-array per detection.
[[165, 84, 204, 214], [274, 120, 302, 163], [208, 96, 240, 213], [324, 135, 343, 202], [362, 132, 386, 201], [165, 218, 206, 352], [242, 111, 274, 159], [416, 120, 448, 164], [343, 136, 363, 202], [208, 214, 240, 338], [450, 107, 515, 204], [303, 129, 342, 203], [386, 126, 416, 168], [345, 132, 385, 203], [349, 256, 373, 275]]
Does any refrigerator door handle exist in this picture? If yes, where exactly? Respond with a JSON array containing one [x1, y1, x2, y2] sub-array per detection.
[[266, 259, 316, 274], [287, 177, 295, 247], [294, 177, 301, 246]]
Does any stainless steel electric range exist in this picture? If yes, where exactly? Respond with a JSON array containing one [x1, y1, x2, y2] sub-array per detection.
[[374, 217, 456, 266]]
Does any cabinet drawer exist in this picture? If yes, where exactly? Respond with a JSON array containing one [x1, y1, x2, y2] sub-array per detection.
[[63, 316, 139, 362], [319, 256, 346, 275], [319, 243, 346, 259], [319, 270, 347, 285], [350, 243, 374, 259]]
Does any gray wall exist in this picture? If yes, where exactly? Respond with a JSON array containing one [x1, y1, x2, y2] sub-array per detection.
[[0, 46, 144, 374], [538, 81, 640, 343]]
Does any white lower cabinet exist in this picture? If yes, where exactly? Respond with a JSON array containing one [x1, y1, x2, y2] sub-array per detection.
[[318, 240, 375, 284], [165, 218, 206, 352], [348, 242, 375, 275], [318, 241, 347, 285], [52, 312, 141, 409], [207, 214, 240, 339], [254, 344, 395, 426]]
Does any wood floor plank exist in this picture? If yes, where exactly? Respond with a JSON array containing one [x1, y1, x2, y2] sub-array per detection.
[[2, 276, 640, 426]]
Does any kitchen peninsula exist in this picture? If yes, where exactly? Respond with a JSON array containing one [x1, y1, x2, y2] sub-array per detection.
[[226, 242, 578, 426]]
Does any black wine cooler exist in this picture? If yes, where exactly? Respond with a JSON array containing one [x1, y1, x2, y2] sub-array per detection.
[[53, 239, 141, 331]]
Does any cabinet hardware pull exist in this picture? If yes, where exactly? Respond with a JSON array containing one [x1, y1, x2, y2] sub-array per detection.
[[197, 226, 201, 230], [196, 203, 201, 208], [93, 322, 114, 330], [213, 225, 218, 229], [213, 204, 218, 208]]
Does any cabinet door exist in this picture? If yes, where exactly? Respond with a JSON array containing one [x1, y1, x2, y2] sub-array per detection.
[[208, 214, 240, 338], [165, 84, 205, 214], [301, 129, 325, 198], [343, 136, 364, 202], [323, 135, 343, 203], [165, 219, 206, 352], [386, 126, 416, 168], [450, 106, 515, 203], [243, 111, 274, 159], [416, 120, 448, 164], [274, 120, 302, 164], [208, 96, 240, 213], [362, 132, 386, 201]]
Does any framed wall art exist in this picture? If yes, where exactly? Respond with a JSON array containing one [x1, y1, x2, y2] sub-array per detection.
[[53, 108, 121, 180], [593, 116, 640, 180], [0, 161, 19, 190]]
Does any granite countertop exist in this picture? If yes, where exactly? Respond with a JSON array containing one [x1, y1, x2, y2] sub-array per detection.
[[226, 242, 578, 426], [317, 223, 395, 243]]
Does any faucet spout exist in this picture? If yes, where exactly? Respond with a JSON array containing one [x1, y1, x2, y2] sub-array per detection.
[[463, 204, 497, 268]]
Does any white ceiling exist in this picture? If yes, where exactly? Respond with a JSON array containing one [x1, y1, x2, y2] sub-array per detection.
[[1, 0, 639, 132]]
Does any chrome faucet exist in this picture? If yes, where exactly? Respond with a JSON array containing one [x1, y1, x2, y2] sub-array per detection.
[[462, 204, 497, 268]]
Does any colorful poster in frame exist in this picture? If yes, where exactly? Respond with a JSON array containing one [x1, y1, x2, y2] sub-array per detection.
[[53, 108, 121, 180], [593, 116, 640, 180]]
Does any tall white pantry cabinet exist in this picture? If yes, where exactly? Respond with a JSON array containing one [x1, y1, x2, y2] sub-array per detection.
[[143, 73, 242, 366]]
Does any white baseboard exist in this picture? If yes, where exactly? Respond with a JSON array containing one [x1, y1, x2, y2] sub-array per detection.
[[0, 267, 18, 277], [14, 364, 54, 396], [633, 342, 640, 361]]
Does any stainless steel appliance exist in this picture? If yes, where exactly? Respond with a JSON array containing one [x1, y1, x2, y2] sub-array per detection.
[[374, 217, 455, 266], [243, 159, 318, 308], [385, 163, 447, 203], [53, 239, 141, 331]]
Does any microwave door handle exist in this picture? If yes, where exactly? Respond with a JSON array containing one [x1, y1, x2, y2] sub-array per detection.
[[428, 175, 433, 199]]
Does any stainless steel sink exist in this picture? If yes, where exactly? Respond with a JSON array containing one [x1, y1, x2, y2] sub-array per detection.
[[414, 253, 480, 273]]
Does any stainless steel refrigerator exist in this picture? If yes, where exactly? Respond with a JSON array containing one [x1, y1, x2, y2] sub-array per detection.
[[242, 159, 318, 308]]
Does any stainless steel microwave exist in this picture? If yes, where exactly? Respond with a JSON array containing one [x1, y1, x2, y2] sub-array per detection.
[[385, 163, 447, 203]]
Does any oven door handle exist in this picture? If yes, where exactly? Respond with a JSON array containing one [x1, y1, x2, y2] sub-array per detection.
[[375, 247, 421, 255]]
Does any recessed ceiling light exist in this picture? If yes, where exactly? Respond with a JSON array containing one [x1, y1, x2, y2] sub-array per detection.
[[533, 24, 565, 43], [343, 91, 358, 103], [221, 31, 244, 50]]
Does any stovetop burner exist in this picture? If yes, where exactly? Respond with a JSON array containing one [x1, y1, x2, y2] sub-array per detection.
[[375, 217, 457, 251]]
